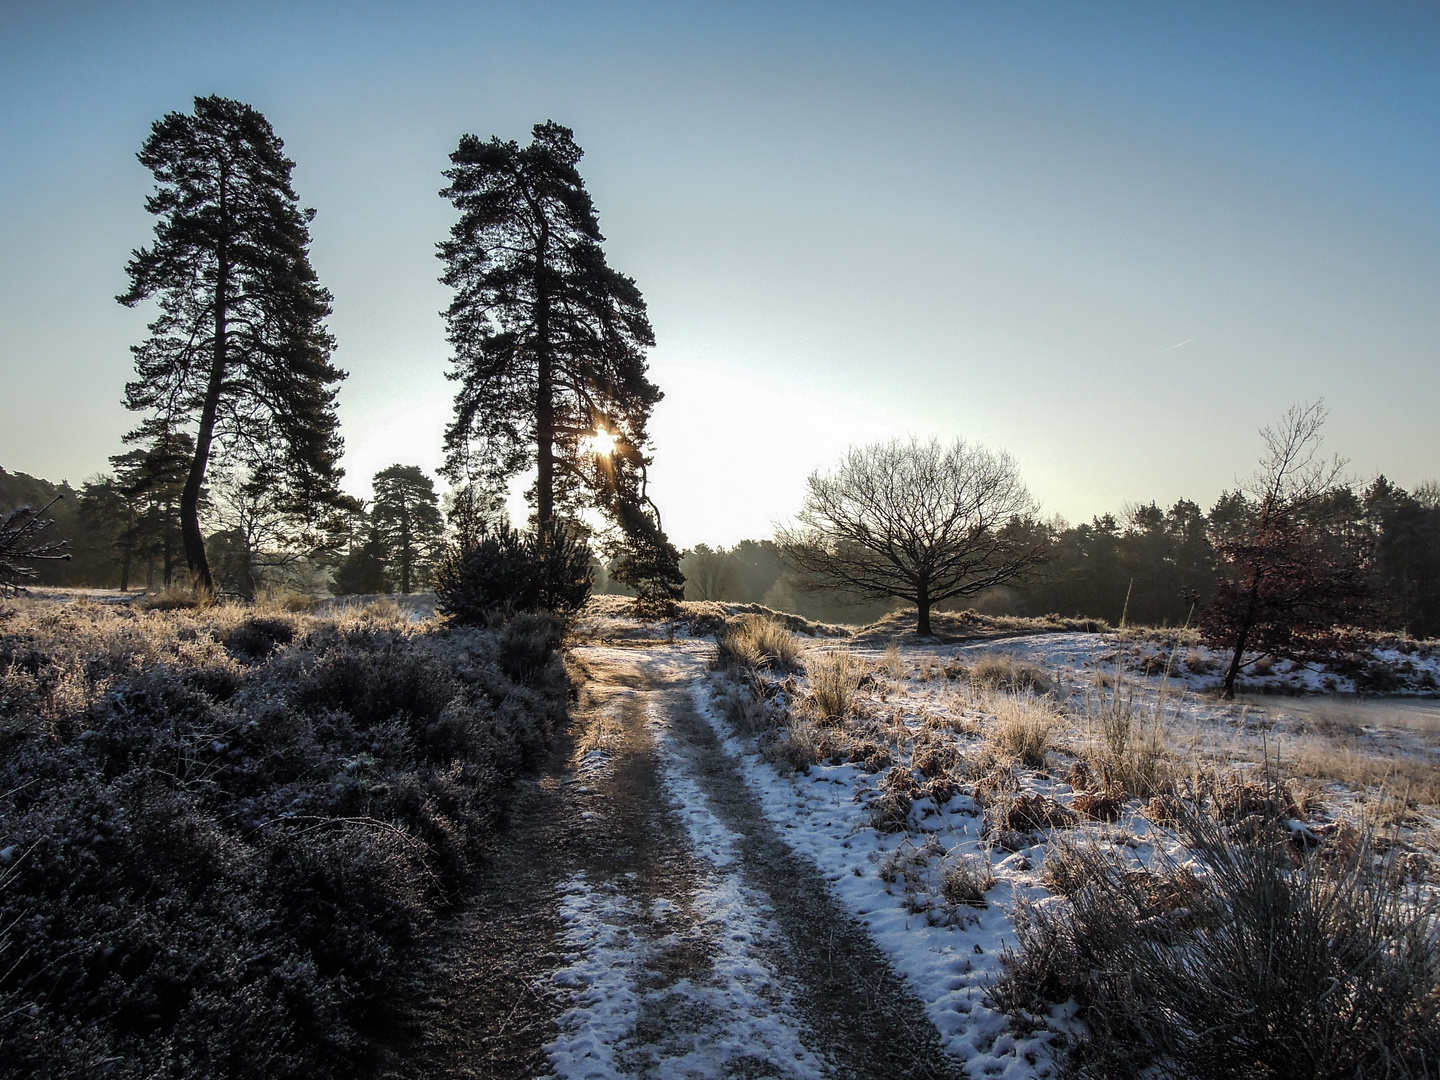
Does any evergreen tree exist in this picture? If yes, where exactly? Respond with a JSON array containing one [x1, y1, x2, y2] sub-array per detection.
[[118, 95, 347, 594], [111, 431, 193, 588], [77, 475, 141, 591], [1365, 476, 1440, 637], [331, 527, 393, 595], [438, 121, 683, 603], [370, 465, 445, 593]]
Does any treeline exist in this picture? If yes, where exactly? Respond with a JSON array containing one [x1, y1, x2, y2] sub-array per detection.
[[683, 476, 1440, 637], [0, 463, 448, 601], [11, 463, 1439, 637]]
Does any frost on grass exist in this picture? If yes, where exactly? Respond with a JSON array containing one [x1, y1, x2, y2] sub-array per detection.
[[703, 624, 1440, 1080]]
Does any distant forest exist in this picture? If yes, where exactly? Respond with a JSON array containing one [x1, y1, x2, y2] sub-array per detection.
[[6, 467, 1439, 638], [681, 480, 1440, 638]]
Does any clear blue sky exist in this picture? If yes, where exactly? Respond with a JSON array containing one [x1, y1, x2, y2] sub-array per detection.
[[2, 1, 1437, 545]]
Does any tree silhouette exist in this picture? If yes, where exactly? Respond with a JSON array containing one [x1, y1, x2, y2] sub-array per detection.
[[1200, 402, 1372, 698], [0, 497, 70, 595], [118, 95, 347, 595], [371, 465, 445, 593], [778, 438, 1044, 636], [438, 120, 683, 602]]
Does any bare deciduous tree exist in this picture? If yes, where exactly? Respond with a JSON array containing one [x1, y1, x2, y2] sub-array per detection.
[[1200, 401, 1370, 698], [777, 437, 1043, 636]]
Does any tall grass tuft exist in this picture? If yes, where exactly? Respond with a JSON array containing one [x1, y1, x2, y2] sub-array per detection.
[[984, 691, 1058, 768], [992, 810, 1440, 1079], [807, 648, 864, 722], [1086, 674, 1169, 797], [715, 614, 805, 673]]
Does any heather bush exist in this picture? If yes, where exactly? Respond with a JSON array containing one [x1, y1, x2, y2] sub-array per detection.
[[992, 811, 1440, 1079], [432, 521, 591, 625], [0, 605, 567, 1080]]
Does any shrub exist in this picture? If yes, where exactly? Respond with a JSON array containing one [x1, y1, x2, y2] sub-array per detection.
[[224, 615, 296, 662], [0, 608, 567, 1080], [993, 812, 1440, 1080], [433, 521, 592, 625], [806, 647, 863, 722], [714, 614, 804, 673], [761, 719, 824, 774], [942, 853, 997, 908]]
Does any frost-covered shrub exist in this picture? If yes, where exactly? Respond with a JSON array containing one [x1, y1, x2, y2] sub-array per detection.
[[992, 814, 1440, 1079], [941, 853, 997, 908], [0, 610, 567, 1080], [432, 521, 591, 625], [223, 615, 295, 661]]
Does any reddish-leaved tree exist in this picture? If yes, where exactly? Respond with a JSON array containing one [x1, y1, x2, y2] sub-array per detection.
[[1200, 402, 1372, 698]]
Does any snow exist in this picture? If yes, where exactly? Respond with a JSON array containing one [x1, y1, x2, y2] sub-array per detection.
[[545, 649, 826, 1080], [544, 628, 1437, 1077], [688, 679, 1058, 1078]]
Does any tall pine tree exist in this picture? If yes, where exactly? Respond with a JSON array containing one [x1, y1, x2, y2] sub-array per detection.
[[438, 121, 683, 602], [371, 465, 445, 594], [118, 95, 347, 594]]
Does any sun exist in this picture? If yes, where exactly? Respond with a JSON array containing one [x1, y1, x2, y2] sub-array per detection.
[[583, 427, 617, 457]]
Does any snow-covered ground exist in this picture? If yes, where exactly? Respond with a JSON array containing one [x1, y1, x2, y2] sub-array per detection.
[[539, 629, 1438, 1077], [689, 677, 1062, 1078]]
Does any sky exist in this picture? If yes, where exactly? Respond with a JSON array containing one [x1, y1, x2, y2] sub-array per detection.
[[1, 0, 1437, 547]]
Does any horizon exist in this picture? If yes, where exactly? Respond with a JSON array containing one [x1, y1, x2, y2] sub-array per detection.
[[2, 2, 1438, 547]]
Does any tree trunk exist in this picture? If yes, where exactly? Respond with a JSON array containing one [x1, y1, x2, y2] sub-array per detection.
[[1221, 574, 1262, 699], [534, 225, 555, 537], [916, 582, 932, 637], [400, 499, 412, 593], [183, 297, 225, 595], [181, 201, 229, 596]]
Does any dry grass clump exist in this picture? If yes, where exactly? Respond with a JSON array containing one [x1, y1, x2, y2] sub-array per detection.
[[715, 614, 805, 673], [967, 652, 1054, 695], [868, 767, 920, 832], [1084, 674, 1171, 797], [1288, 741, 1440, 808], [878, 640, 904, 678], [994, 812, 1440, 1080], [988, 792, 1079, 834], [984, 691, 1058, 768], [761, 717, 826, 774], [806, 647, 864, 722], [941, 853, 998, 908]]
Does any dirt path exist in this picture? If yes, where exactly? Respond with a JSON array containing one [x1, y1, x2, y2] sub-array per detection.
[[392, 643, 964, 1080]]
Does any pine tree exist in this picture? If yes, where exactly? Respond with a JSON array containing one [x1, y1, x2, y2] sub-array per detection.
[[370, 465, 445, 594], [118, 95, 347, 595], [116, 431, 194, 588], [438, 121, 683, 603]]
